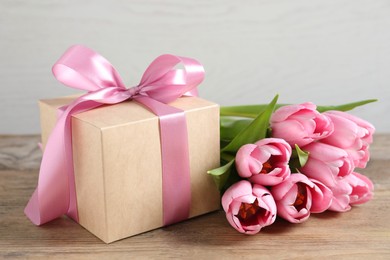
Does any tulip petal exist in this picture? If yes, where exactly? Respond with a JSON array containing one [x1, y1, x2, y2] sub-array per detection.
[[309, 179, 333, 213], [271, 179, 295, 201], [271, 102, 316, 122], [322, 113, 360, 148], [227, 214, 244, 233], [328, 178, 352, 212], [304, 142, 348, 162], [236, 144, 261, 178], [346, 172, 374, 205], [222, 180, 253, 212], [301, 158, 338, 187]]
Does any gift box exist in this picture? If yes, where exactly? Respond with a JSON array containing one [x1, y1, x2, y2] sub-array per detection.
[[38, 95, 221, 243]]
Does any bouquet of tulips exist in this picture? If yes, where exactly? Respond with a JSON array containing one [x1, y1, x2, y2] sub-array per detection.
[[208, 95, 376, 234]]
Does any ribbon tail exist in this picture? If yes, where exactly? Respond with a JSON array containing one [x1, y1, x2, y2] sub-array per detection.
[[25, 98, 102, 225], [24, 188, 41, 225], [135, 96, 191, 225], [24, 114, 72, 225]]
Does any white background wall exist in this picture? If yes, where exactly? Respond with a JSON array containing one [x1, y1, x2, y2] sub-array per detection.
[[1, 0, 389, 134]]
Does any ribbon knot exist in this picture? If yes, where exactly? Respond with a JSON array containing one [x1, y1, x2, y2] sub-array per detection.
[[25, 45, 205, 227], [126, 85, 141, 97]]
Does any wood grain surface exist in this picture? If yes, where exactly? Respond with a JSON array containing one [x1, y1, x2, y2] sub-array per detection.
[[0, 135, 389, 259]]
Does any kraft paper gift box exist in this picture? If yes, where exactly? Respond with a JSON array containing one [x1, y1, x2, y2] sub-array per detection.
[[38, 95, 221, 243]]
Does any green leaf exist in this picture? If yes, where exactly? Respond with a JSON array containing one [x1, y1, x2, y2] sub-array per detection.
[[221, 95, 279, 154], [220, 105, 268, 118], [220, 104, 285, 118], [220, 116, 253, 142], [294, 144, 309, 168], [207, 159, 234, 176], [207, 159, 235, 191], [316, 99, 377, 112]]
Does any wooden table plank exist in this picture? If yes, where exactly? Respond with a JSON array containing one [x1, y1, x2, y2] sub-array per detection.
[[0, 135, 389, 259]]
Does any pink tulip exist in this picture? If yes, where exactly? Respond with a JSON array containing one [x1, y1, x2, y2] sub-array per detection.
[[271, 174, 332, 223], [322, 110, 375, 168], [328, 172, 374, 212], [235, 138, 292, 186], [299, 142, 354, 187], [270, 102, 334, 147], [222, 180, 277, 234]]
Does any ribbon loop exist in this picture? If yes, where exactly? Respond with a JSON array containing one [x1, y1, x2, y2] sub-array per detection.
[[52, 45, 126, 91], [25, 45, 205, 227], [139, 54, 204, 103]]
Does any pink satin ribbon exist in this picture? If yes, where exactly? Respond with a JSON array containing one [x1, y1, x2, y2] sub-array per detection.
[[24, 45, 204, 226]]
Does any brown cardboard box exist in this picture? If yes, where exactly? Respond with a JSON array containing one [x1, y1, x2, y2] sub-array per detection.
[[39, 96, 221, 243]]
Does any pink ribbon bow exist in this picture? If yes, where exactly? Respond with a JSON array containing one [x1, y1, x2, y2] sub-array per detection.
[[25, 45, 205, 226]]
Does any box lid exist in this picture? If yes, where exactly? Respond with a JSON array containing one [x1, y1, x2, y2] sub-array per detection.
[[40, 96, 218, 129]]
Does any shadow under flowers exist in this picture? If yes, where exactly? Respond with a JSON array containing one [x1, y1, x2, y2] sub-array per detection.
[[310, 210, 344, 220], [155, 210, 297, 247]]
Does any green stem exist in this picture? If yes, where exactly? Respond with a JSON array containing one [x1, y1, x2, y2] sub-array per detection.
[[220, 103, 285, 118], [220, 111, 258, 118]]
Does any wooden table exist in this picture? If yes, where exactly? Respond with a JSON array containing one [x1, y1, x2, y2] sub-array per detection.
[[1, 135, 389, 259]]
